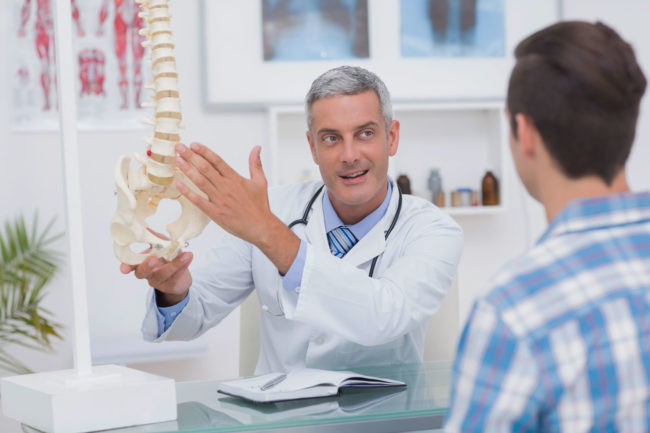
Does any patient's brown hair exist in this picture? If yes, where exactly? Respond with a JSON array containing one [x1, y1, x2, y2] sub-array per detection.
[[507, 21, 646, 184]]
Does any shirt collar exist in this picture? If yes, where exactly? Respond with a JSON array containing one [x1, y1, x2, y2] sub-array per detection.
[[322, 179, 393, 240], [537, 191, 650, 244]]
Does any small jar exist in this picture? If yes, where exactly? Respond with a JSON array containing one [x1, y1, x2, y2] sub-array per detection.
[[470, 190, 479, 206], [451, 190, 462, 207], [458, 188, 472, 207]]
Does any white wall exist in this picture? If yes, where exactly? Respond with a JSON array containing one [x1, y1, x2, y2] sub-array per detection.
[[1, 1, 649, 412]]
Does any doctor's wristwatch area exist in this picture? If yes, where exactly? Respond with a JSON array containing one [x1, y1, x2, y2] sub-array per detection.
[[397, 169, 500, 208]]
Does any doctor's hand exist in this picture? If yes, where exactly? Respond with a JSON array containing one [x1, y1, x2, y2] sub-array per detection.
[[174, 142, 300, 274], [174, 142, 274, 243], [120, 244, 194, 307]]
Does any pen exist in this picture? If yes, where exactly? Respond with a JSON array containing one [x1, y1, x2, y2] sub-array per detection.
[[260, 373, 287, 391]]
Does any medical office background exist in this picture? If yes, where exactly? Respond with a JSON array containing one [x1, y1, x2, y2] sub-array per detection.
[[0, 0, 649, 406]]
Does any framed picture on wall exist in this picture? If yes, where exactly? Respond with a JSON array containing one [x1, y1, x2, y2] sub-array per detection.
[[201, 0, 558, 107], [9, 0, 151, 131]]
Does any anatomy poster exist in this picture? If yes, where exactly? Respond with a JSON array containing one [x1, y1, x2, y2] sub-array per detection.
[[10, 0, 152, 131]]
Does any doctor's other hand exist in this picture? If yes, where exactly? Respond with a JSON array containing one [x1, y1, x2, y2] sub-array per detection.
[[174, 143, 274, 245], [119, 251, 194, 307]]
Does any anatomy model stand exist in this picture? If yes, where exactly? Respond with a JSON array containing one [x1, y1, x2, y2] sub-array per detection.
[[0, 1, 194, 432], [110, 0, 208, 265]]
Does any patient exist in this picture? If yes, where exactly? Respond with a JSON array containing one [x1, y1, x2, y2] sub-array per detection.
[[445, 21, 649, 431]]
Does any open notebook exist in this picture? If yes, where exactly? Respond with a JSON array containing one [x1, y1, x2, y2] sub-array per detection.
[[218, 387, 407, 422], [217, 368, 406, 403]]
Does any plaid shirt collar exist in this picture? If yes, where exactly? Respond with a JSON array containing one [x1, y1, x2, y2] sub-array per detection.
[[538, 191, 650, 244]]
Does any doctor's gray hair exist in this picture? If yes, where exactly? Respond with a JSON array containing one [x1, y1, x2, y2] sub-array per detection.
[[305, 66, 393, 133]]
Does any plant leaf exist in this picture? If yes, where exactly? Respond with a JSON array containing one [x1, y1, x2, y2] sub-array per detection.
[[0, 212, 64, 374]]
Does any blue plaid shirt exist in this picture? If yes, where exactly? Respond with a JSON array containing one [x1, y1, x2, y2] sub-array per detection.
[[445, 191, 650, 432]]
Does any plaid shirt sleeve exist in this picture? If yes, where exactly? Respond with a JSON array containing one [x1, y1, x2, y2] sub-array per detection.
[[444, 300, 544, 432]]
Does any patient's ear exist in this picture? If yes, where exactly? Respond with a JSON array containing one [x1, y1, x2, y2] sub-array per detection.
[[515, 113, 539, 159]]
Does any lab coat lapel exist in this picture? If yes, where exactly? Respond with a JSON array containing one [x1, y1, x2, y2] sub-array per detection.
[[342, 223, 386, 268]]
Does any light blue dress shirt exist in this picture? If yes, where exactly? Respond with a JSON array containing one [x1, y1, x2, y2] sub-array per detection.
[[155, 290, 189, 334], [156, 181, 393, 334]]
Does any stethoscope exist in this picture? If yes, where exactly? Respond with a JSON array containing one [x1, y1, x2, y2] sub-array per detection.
[[262, 183, 403, 317]]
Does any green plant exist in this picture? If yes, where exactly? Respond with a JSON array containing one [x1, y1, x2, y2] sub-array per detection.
[[0, 213, 64, 374]]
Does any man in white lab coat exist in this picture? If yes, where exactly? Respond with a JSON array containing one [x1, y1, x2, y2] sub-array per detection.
[[121, 66, 464, 373]]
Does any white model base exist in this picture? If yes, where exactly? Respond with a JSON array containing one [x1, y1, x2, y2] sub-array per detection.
[[0, 364, 177, 433]]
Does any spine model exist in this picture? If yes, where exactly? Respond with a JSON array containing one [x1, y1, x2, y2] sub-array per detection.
[[110, 0, 208, 265]]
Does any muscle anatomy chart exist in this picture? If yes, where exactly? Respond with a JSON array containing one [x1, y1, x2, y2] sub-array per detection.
[[10, 0, 152, 130]]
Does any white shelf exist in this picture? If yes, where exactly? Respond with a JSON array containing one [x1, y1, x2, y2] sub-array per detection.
[[444, 205, 505, 216], [266, 100, 509, 217]]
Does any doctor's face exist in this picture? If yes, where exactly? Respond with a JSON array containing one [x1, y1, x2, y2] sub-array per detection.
[[307, 91, 399, 223]]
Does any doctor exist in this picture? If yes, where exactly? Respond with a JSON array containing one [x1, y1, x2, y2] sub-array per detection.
[[121, 66, 463, 373]]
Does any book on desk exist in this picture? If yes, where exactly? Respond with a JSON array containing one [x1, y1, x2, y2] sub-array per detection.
[[217, 386, 407, 422], [217, 368, 406, 403]]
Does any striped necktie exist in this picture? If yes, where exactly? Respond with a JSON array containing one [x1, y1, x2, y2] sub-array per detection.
[[327, 226, 359, 258]]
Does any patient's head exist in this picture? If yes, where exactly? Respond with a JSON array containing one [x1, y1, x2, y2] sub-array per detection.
[[507, 21, 646, 185]]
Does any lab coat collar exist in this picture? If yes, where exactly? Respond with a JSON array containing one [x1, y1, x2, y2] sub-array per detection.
[[306, 179, 400, 269]]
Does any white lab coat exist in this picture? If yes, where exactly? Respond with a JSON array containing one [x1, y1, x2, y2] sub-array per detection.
[[142, 179, 463, 374]]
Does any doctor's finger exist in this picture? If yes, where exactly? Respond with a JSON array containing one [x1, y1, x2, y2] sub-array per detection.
[[176, 180, 218, 216], [248, 146, 267, 185], [147, 252, 193, 289], [153, 260, 193, 297], [189, 142, 238, 179], [133, 255, 166, 280], [121, 244, 155, 275], [176, 142, 224, 187], [176, 142, 227, 182], [176, 154, 223, 199], [120, 263, 135, 274]]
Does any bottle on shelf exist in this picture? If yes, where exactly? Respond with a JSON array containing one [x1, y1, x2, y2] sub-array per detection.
[[396, 174, 412, 194], [427, 168, 442, 205], [481, 170, 499, 206], [435, 190, 445, 207]]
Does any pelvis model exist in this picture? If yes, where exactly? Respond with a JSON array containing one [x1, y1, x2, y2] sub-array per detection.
[[110, 0, 208, 265]]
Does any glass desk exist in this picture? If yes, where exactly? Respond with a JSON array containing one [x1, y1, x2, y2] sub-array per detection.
[[22, 361, 451, 433]]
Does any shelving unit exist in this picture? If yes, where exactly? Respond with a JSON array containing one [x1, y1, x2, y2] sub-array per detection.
[[266, 100, 509, 216]]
